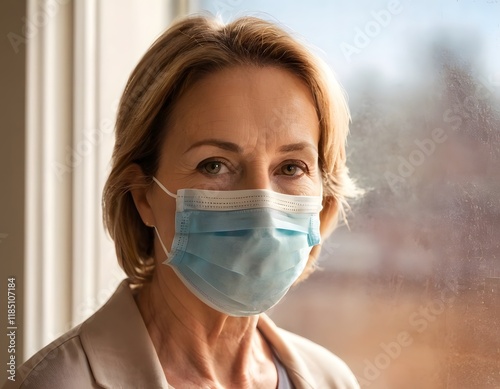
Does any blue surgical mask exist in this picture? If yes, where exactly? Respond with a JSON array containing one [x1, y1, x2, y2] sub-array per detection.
[[152, 177, 322, 317]]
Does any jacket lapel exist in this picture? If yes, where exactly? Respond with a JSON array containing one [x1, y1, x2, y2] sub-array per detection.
[[258, 314, 315, 389]]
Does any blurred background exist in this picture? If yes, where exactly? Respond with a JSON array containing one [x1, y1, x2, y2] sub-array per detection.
[[1, 0, 499, 388]]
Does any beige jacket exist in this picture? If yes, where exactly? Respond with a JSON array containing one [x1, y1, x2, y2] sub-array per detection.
[[3, 281, 359, 389]]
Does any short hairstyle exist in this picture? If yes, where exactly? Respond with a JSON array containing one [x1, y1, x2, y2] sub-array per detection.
[[102, 15, 358, 285]]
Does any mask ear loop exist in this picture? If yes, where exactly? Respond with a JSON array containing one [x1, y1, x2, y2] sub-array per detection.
[[150, 177, 177, 263], [152, 176, 177, 198], [153, 225, 172, 262]]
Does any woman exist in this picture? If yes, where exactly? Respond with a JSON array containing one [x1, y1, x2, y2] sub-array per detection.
[[7, 15, 359, 388]]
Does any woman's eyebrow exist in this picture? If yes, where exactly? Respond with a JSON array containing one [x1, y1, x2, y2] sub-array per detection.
[[185, 139, 317, 154], [185, 139, 243, 153], [278, 142, 318, 153]]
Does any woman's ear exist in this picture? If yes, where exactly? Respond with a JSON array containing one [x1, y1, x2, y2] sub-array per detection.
[[319, 195, 340, 240], [297, 196, 340, 283], [128, 164, 156, 228]]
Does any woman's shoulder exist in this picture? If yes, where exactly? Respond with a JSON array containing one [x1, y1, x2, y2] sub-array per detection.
[[2, 280, 167, 389], [2, 324, 98, 388]]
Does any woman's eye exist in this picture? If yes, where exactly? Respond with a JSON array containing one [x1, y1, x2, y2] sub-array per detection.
[[279, 162, 307, 177], [198, 160, 229, 175]]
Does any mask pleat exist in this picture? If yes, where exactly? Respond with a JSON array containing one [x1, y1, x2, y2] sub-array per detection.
[[181, 208, 313, 234], [170, 255, 300, 311]]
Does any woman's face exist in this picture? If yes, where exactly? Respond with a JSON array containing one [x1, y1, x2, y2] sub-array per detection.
[[147, 65, 322, 258]]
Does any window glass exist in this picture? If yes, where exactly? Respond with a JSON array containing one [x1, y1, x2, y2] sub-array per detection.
[[193, 1, 500, 388]]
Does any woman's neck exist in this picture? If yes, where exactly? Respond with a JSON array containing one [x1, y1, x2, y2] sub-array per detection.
[[135, 267, 277, 388]]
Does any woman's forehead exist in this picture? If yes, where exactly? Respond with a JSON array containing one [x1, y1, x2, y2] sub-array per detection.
[[164, 66, 320, 150]]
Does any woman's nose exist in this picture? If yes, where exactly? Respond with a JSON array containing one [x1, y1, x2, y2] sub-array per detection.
[[238, 165, 272, 191]]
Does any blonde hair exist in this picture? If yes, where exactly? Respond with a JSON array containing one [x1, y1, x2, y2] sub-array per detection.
[[102, 15, 358, 285]]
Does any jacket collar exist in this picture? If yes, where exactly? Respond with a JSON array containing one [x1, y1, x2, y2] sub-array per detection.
[[79, 279, 314, 388]]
